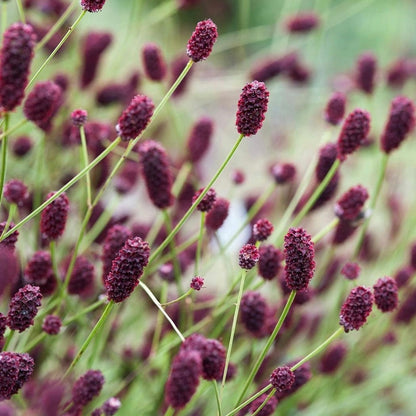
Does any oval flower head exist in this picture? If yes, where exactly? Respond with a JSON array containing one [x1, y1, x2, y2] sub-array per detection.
[[81, 0, 106, 12], [187, 19, 218, 62]]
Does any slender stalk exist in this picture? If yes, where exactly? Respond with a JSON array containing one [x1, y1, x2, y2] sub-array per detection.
[[23, 332, 46, 353], [0, 203, 16, 239], [0, 113, 9, 208], [15, 0, 25, 23], [1, 2, 7, 37], [0, 119, 27, 141], [49, 241, 61, 288], [312, 218, 339, 244], [225, 385, 271, 416], [2, 329, 15, 351], [213, 380, 223, 416], [32, 133, 46, 211], [151, 281, 168, 354], [234, 290, 296, 407], [163, 406, 175, 416], [161, 288, 193, 307], [79, 125, 92, 208], [250, 388, 276, 416], [195, 212, 205, 275]]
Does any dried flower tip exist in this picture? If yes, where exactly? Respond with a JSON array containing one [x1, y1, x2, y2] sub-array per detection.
[[72, 370, 105, 406], [142, 42, 167, 81], [270, 366, 295, 392], [339, 286, 373, 332], [356, 52, 377, 94], [42, 314, 62, 335], [239, 244, 260, 270], [187, 116, 214, 163], [373, 277, 398, 313], [81, 0, 106, 12], [3, 179, 28, 206], [253, 218, 274, 242], [40, 192, 69, 241], [334, 185, 369, 221], [236, 80, 270, 136], [71, 109, 88, 127], [192, 188, 217, 212], [0, 23, 36, 112], [7, 284, 42, 332], [190, 276, 204, 291], [116, 95, 154, 141], [337, 108, 371, 161], [284, 227, 315, 291], [186, 19, 218, 62], [325, 92, 346, 125], [270, 162, 296, 184], [105, 237, 150, 303], [341, 262, 361, 280], [240, 291, 267, 335], [258, 244, 281, 280], [205, 197, 230, 231], [319, 341, 348, 374], [285, 12, 320, 33], [101, 397, 121, 415], [381, 96, 415, 154]]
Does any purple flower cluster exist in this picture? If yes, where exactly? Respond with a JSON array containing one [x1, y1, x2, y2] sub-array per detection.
[[186, 19, 218, 62]]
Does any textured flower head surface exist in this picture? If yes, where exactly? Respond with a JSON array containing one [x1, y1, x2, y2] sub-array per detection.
[[253, 218, 274, 242], [334, 185, 369, 221], [238, 244, 260, 270], [373, 277, 398, 312], [186, 19, 218, 62], [142, 42, 167, 81], [240, 291, 267, 335], [205, 197, 229, 231], [270, 366, 295, 392], [258, 245, 282, 280], [40, 192, 70, 241], [71, 370, 105, 406], [192, 188, 217, 212], [325, 92, 346, 125], [81, 0, 106, 12]]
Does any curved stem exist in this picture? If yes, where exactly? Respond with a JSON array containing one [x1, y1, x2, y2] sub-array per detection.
[[0, 113, 9, 208], [251, 388, 276, 416], [225, 385, 272, 416], [0, 203, 16, 239], [79, 125, 92, 208], [213, 380, 223, 416], [161, 288, 193, 307], [49, 241, 61, 288], [0, 119, 27, 141], [2, 329, 15, 351], [312, 218, 339, 244]]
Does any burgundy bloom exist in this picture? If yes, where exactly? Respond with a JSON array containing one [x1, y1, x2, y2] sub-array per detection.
[[71, 109, 88, 127], [356, 52, 377, 94], [270, 162, 296, 184], [240, 291, 267, 335], [339, 286, 373, 332], [319, 341, 348, 374], [270, 366, 295, 392], [3, 179, 28, 206], [190, 276, 204, 291], [341, 262, 361, 280], [236, 81, 270, 136], [42, 315, 62, 335], [205, 197, 230, 231], [101, 397, 121, 416], [72, 370, 105, 407], [394, 266, 413, 288], [285, 12, 320, 33], [40, 192, 69, 241], [249, 393, 278, 416], [284, 228, 315, 291], [276, 361, 311, 400], [253, 218, 274, 242], [250, 58, 284, 83], [315, 142, 338, 182], [67, 256, 95, 296], [258, 245, 281, 280], [0, 23, 36, 112], [142, 43, 167, 81], [13, 136, 33, 157], [332, 220, 358, 245], [386, 59, 408, 88], [105, 237, 150, 303], [186, 19, 218, 63], [192, 188, 216, 212], [395, 288, 416, 324], [337, 109, 371, 161], [325, 92, 346, 125], [165, 350, 202, 409], [187, 117, 214, 163], [231, 169, 245, 185], [334, 185, 369, 221], [373, 277, 398, 312], [7, 284, 42, 332], [116, 95, 155, 141], [171, 55, 194, 97], [0, 222, 19, 250], [239, 244, 260, 270], [24, 251, 53, 286], [138, 140, 174, 209], [380, 96, 415, 153], [81, 0, 106, 12]]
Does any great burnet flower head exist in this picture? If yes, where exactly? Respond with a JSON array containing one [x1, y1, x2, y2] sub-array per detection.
[[334, 185, 369, 221], [380, 96, 415, 153], [13, 136, 32, 157], [339, 286, 373, 332], [138, 140, 174, 209], [186, 19, 218, 62], [71, 370, 105, 407], [337, 109, 371, 161], [7, 284, 42, 332], [355, 52, 377, 94], [341, 262, 361, 280], [373, 277, 398, 312], [186, 116, 214, 163], [252, 218, 274, 242], [319, 341, 348, 374], [71, 109, 88, 127], [192, 187, 216, 212], [240, 291, 267, 335], [239, 244, 260, 270], [101, 397, 121, 416], [285, 12, 320, 33], [258, 244, 282, 280], [205, 197, 229, 231], [190, 276, 204, 291], [236, 80, 269, 136], [104, 237, 150, 303], [270, 162, 296, 184], [284, 227, 315, 291], [81, 0, 106, 12], [24, 250, 57, 296], [3, 179, 29, 207], [325, 92, 346, 125], [0, 23, 36, 112], [67, 256, 95, 296], [249, 393, 278, 416], [142, 42, 167, 81], [116, 95, 154, 141], [270, 366, 295, 392], [40, 192, 69, 241], [42, 315, 62, 335]]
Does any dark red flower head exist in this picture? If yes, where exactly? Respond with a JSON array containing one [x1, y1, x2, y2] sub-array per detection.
[[231, 169, 245, 185], [71, 370, 105, 407], [101, 397, 121, 416], [253, 218, 274, 242], [325, 92, 346, 125], [334, 185, 369, 221], [138, 140, 174, 209], [380, 96, 415, 153], [186, 19, 218, 62], [236, 81, 269, 136], [40, 192, 69, 241], [24, 250, 53, 285], [285, 12, 320, 33], [240, 291, 267, 335], [192, 188, 216, 212], [258, 244, 282, 280], [104, 237, 150, 303], [42, 314, 62, 335], [81, 0, 106, 13], [190, 276, 204, 291], [187, 117, 214, 163], [373, 277, 398, 313], [3, 179, 29, 206], [116, 94, 154, 141], [339, 286, 373, 332], [356, 52, 377, 94], [319, 341, 348, 374], [13, 136, 33, 157], [249, 393, 278, 416], [315, 142, 338, 182], [239, 244, 260, 270], [0, 23, 36, 112], [284, 228, 315, 291], [67, 256, 95, 296], [0, 222, 19, 251], [71, 109, 88, 127], [337, 109, 371, 161], [205, 197, 229, 231], [341, 262, 361, 280], [270, 366, 295, 392], [270, 162, 296, 184], [142, 43, 167, 81]]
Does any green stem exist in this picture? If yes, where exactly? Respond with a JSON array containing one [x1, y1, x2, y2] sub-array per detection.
[[151, 281, 168, 355], [161, 288, 193, 307], [234, 290, 296, 407], [49, 241, 61, 288], [163, 406, 175, 416], [79, 125, 92, 208], [312, 218, 339, 244], [213, 380, 223, 416], [2, 329, 15, 351], [0, 119, 27, 141], [225, 385, 272, 416], [15, 0, 25, 23], [195, 212, 205, 275], [33, 133, 46, 212], [23, 332, 46, 353], [0, 113, 9, 208], [1, 2, 7, 37], [0, 203, 16, 239], [145, 0, 177, 27], [250, 388, 276, 416]]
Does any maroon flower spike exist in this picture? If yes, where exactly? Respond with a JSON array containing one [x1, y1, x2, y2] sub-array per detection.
[[101, 398, 121, 416], [341, 262, 361, 280], [394, 266, 413, 288], [192, 188, 217, 212], [258, 244, 281, 280], [0, 352, 34, 400], [42, 315, 62, 335], [105, 236, 150, 303], [253, 218, 274, 242], [187, 117, 214, 163], [13, 136, 33, 157], [67, 256, 95, 296], [250, 58, 284, 83], [386, 59, 408, 88], [142, 43, 167, 81], [240, 291, 267, 335], [356, 52, 377, 94], [116, 95, 154, 141], [40, 192, 69, 241], [337, 109, 371, 161], [71, 109, 88, 127], [138, 140, 174, 209], [3, 179, 28, 206], [236, 80, 270, 136], [186, 19, 218, 63], [284, 228, 315, 291], [380, 96, 415, 154], [81, 0, 106, 12], [7, 284, 42, 332], [285, 12, 320, 33], [334, 185, 369, 221], [315, 142, 338, 182], [0, 23, 36, 112], [190, 276, 204, 291], [325, 92, 346, 125], [165, 350, 202, 409], [239, 244, 260, 270], [0, 221, 19, 250], [276, 360, 311, 400], [270, 366, 295, 392], [249, 393, 278, 416], [171, 55, 194, 97], [72, 370, 105, 407], [205, 197, 230, 231], [339, 286, 373, 332], [24, 250, 53, 285], [319, 341, 348, 374], [270, 162, 296, 184], [373, 277, 398, 313]]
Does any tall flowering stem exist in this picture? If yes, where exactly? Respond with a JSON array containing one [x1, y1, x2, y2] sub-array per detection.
[[79, 124, 92, 208], [195, 212, 206, 275], [15, 0, 26, 23], [0, 113, 9, 208]]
